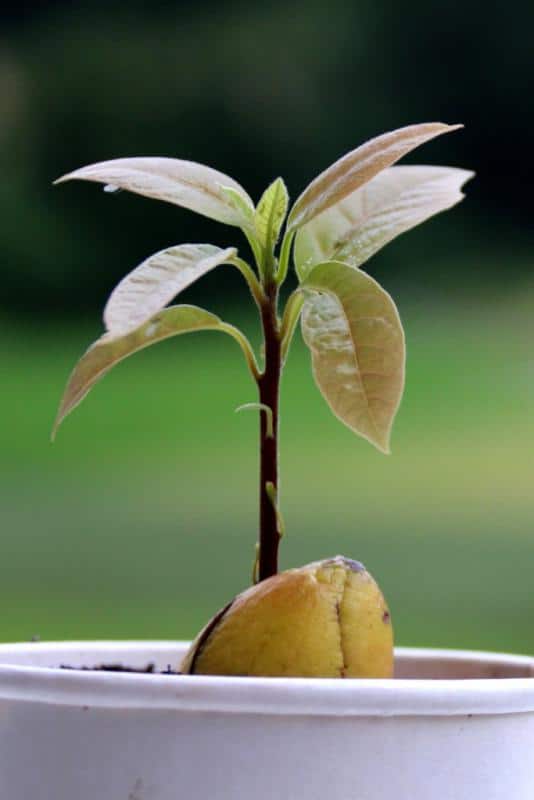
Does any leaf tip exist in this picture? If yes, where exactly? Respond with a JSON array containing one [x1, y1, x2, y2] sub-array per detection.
[[368, 431, 392, 455], [50, 403, 69, 442], [428, 122, 463, 135], [50, 417, 60, 443], [53, 169, 79, 185], [462, 169, 476, 185]]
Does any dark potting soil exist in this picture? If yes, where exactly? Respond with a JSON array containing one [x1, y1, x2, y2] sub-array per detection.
[[59, 663, 181, 675]]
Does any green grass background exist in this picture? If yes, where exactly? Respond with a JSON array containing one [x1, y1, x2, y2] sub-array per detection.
[[1, 289, 533, 653]]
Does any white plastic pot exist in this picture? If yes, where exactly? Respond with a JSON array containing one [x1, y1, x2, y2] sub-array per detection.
[[0, 641, 533, 799]]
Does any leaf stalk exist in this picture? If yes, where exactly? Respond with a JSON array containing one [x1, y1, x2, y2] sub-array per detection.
[[229, 256, 265, 309], [275, 229, 295, 285], [219, 321, 261, 380], [280, 288, 304, 363]]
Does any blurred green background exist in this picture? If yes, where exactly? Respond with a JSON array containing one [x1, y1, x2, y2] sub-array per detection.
[[1, 0, 533, 654]]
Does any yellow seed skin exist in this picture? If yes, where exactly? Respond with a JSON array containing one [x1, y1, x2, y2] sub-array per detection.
[[180, 556, 393, 678]]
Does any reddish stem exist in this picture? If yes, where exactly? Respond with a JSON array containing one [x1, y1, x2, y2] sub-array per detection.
[[257, 281, 281, 581]]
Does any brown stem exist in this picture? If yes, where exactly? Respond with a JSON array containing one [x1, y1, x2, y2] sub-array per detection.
[[257, 280, 281, 581]]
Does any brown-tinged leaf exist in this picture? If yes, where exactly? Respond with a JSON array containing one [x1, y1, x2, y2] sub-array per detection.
[[294, 166, 474, 278], [53, 305, 242, 437], [104, 244, 236, 336], [287, 122, 463, 232], [55, 157, 254, 227], [301, 261, 405, 453]]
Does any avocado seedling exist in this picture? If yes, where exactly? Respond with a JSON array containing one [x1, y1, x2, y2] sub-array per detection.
[[54, 123, 472, 677]]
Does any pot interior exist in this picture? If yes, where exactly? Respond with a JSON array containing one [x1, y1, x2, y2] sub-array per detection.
[[394, 649, 534, 679]]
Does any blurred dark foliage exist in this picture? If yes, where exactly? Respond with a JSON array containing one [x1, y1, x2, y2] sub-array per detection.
[[1, 0, 533, 317]]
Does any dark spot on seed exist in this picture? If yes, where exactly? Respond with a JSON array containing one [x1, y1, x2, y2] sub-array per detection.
[[382, 610, 391, 624], [345, 558, 365, 573], [327, 555, 365, 572]]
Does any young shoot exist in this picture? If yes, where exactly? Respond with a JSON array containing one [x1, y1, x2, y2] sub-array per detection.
[[53, 122, 473, 583]]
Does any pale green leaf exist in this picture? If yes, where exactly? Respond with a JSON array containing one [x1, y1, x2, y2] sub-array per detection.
[[104, 244, 236, 336], [55, 157, 254, 227], [219, 185, 256, 230], [254, 177, 289, 252], [301, 262, 405, 453], [53, 305, 248, 437], [294, 166, 474, 278], [287, 122, 462, 232]]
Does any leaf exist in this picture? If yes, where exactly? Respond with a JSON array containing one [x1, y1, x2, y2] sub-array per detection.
[[294, 166, 474, 278], [55, 157, 254, 227], [104, 244, 237, 336], [301, 261, 405, 453], [53, 305, 244, 437], [219, 185, 256, 230], [254, 177, 289, 252], [287, 122, 463, 232]]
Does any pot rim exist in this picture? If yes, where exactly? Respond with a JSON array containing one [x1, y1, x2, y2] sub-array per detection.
[[0, 641, 533, 716]]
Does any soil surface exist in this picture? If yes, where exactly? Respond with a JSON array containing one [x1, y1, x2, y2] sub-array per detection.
[[59, 663, 181, 675]]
